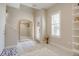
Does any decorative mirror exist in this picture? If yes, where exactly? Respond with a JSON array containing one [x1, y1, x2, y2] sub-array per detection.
[[19, 20, 33, 41]]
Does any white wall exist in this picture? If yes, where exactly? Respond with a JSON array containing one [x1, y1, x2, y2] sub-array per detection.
[[47, 4, 73, 54], [6, 5, 33, 47], [0, 4, 6, 49]]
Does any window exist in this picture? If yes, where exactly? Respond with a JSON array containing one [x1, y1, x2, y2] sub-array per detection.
[[51, 12, 60, 37]]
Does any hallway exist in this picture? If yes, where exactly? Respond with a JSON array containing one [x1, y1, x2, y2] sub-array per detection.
[[0, 3, 79, 56]]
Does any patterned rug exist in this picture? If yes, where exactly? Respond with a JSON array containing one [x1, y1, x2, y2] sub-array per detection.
[[0, 47, 17, 56]]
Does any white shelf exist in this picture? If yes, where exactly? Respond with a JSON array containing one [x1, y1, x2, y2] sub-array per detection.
[[72, 36, 79, 37], [73, 49, 79, 53], [72, 5, 79, 54], [73, 21, 79, 23], [72, 13, 79, 17], [72, 28, 79, 30], [72, 42, 79, 45], [72, 7, 79, 11]]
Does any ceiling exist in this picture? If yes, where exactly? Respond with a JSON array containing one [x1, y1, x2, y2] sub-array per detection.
[[7, 3, 20, 8], [22, 3, 55, 9], [7, 3, 55, 9]]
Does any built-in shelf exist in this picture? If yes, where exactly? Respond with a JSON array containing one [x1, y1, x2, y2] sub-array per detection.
[[72, 7, 79, 11], [73, 49, 79, 53], [72, 13, 79, 17], [73, 21, 79, 23], [72, 4, 79, 54], [72, 42, 79, 45], [72, 28, 79, 30], [72, 36, 79, 37]]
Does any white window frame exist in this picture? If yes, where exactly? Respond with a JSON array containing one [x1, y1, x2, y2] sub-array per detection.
[[51, 11, 61, 37]]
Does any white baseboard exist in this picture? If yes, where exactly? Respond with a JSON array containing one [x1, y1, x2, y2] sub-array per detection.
[[49, 42, 72, 52], [5, 45, 16, 48]]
